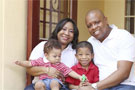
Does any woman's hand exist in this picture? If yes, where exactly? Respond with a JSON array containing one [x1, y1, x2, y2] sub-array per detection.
[[47, 67, 65, 83], [47, 67, 60, 78]]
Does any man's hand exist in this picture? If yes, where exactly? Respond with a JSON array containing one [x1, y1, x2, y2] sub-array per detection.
[[79, 81, 91, 87], [78, 84, 94, 90], [78, 81, 96, 90]]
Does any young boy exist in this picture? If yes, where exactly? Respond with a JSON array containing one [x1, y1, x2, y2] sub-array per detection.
[[65, 41, 99, 90], [15, 39, 83, 90]]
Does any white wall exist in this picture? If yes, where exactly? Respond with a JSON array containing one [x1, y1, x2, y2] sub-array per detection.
[[0, 0, 27, 90]]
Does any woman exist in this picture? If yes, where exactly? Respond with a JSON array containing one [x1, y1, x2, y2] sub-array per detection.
[[25, 18, 79, 90]]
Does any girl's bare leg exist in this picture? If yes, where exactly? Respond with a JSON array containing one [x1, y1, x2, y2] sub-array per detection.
[[34, 81, 46, 90]]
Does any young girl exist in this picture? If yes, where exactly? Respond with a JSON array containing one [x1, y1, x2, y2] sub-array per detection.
[[65, 41, 99, 90], [15, 39, 83, 90]]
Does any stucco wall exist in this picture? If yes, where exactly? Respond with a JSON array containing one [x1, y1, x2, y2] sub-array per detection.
[[104, 0, 125, 29], [77, 0, 104, 41], [0, 0, 4, 89], [0, 0, 27, 90]]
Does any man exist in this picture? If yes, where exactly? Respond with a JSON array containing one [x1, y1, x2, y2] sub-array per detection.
[[79, 9, 135, 90]]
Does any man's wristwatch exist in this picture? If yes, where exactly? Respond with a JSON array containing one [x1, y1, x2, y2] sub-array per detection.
[[91, 83, 98, 89]]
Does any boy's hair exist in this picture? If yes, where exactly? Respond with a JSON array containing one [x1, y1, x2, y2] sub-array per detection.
[[76, 41, 94, 54], [44, 39, 62, 54]]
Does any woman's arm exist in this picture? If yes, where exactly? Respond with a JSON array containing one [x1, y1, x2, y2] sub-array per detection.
[[26, 66, 47, 76], [26, 66, 60, 77]]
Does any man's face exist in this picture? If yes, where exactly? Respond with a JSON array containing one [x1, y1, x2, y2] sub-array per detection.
[[85, 12, 109, 42]]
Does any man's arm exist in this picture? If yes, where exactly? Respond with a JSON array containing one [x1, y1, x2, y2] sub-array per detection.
[[97, 60, 133, 90]]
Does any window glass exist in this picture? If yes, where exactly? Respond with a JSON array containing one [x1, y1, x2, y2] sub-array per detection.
[[125, 0, 135, 34], [39, 0, 70, 40]]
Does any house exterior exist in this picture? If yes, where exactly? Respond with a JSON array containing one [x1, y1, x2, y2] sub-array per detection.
[[0, 0, 131, 90]]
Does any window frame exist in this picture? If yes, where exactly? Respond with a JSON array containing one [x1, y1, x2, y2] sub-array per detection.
[[125, 0, 135, 34]]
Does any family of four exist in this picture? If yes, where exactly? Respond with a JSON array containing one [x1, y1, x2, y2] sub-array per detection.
[[16, 9, 135, 90]]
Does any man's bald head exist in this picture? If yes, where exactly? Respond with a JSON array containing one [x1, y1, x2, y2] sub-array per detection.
[[86, 9, 105, 19], [86, 9, 105, 17]]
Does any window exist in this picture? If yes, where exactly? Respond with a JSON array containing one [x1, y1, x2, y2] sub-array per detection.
[[39, 0, 71, 40], [125, 0, 135, 34]]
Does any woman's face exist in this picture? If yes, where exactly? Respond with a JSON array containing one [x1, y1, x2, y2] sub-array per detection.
[[57, 22, 74, 46]]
